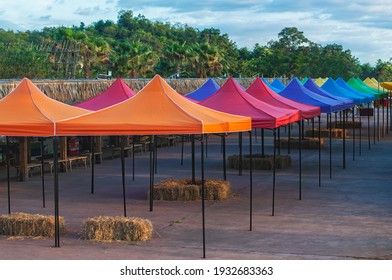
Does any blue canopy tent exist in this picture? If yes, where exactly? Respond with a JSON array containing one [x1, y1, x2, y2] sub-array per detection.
[[279, 77, 349, 185], [270, 78, 286, 91], [185, 78, 220, 101], [279, 78, 345, 113], [262, 77, 282, 92], [304, 78, 354, 110], [335, 77, 375, 104]]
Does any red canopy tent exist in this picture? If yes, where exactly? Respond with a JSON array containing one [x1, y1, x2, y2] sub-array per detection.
[[246, 78, 320, 120], [74, 78, 136, 111], [198, 78, 300, 128]]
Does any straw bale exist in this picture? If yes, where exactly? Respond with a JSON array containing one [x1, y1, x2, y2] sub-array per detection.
[[279, 137, 324, 149], [228, 154, 292, 170], [82, 216, 153, 242], [0, 212, 65, 237], [152, 178, 231, 201]]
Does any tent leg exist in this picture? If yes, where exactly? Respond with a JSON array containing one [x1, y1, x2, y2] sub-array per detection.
[[53, 136, 60, 248], [277, 127, 281, 155], [359, 113, 362, 156], [239, 132, 243, 176], [261, 129, 265, 156], [40, 138, 46, 208], [90, 136, 95, 194], [329, 114, 332, 178], [288, 125, 291, 154], [149, 136, 154, 212], [352, 108, 355, 161], [132, 137, 135, 181], [222, 135, 226, 181], [191, 135, 195, 184], [368, 103, 371, 150], [299, 122, 302, 200], [272, 128, 277, 216], [6, 136, 11, 214], [201, 135, 206, 259], [181, 135, 184, 165], [318, 116, 321, 187], [154, 135, 158, 174], [343, 110, 346, 169], [249, 131, 253, 231], [121, 136, 127, 217]]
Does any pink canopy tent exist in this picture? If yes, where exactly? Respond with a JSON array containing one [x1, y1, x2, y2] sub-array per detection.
[[246, 78, 320, 120], [74, 78, 136, 111], [198, 78, 300, 128]]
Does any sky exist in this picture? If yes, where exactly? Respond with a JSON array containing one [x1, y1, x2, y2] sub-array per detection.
[[0, 0, 391, 65]]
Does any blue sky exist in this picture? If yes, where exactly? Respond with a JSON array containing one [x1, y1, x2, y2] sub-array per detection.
[[0, 0, 391, 65]]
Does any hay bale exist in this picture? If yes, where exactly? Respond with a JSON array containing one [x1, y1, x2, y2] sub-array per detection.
[[279, 137, 324, 149], [305, 128, 346, 138], [228, 154, 292, 170], [82, 216, 153, 242], [152, 178, 231, 201], [0, 212, 65, 237]]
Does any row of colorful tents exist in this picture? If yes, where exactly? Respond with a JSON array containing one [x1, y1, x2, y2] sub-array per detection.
[[0, 74, 390, 256]]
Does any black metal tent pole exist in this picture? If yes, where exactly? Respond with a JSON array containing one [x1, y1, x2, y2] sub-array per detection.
[[288, 124, 291, 154], [261, 128, 265, 156], [368, 103, 371, 150], [154, 135, 158, 174], [200, 134, 206, 259], [239, 132, 243, 176], [277, 127, 281, 155], [382, 97, 385, 137], [352, 107, 355, 161], [312, 118, 315, 137], [272, 128, 277, 216], [299, 122, 302, 200], [377, 97, 380, 141], [121, 136, 127, 217], [132, 137, 135, 181], [254, 127, 258, 142], [318, 116, 321, 187], [329, 113, 332, 178], [53, 136, 60, 248], [343, 110, 346, 169], [40, 138, 46, 208], [181, 135, 184, 165], [222, 134, 226, 181], [149, 135, 155, 212], [359, 113, 362, 156], [373, 101, 376, 144], [90, 136, 95, 194], [387, 95, 389, 134], [205, 135, 208, 158], [191, 135, 195, 184], [249, 130, 253, 231], [6, 136, 11, 214]]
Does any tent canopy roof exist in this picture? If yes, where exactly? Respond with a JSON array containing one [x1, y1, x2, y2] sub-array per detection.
[[74, 78, 136, 111], [185, 78, 220, 101], [198, 77, 300, 128], [278, 78, 344, 113], [0, 78, 90, 136], [246, 78, 320, 119], [57, 75, 251, 135]]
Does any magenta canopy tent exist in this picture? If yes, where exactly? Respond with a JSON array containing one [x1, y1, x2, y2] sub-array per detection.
[[246, 78, 320, 120], [74, 78, 136, 111], [198, 78, 300, 128]]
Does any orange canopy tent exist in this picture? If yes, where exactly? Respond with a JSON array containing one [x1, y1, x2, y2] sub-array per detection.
[[57, 75, 251, 135], [0, 78, 90, 136], [0, 78, 91, 248]]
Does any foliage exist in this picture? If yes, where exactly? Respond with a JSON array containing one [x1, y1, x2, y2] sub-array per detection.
[[0, 14, 391, 80]]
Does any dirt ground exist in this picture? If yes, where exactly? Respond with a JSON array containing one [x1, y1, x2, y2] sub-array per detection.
[[1, 116, 392, 260]]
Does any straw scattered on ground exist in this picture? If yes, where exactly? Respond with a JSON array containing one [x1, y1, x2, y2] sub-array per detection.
[[228, 154, 292, 170]]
